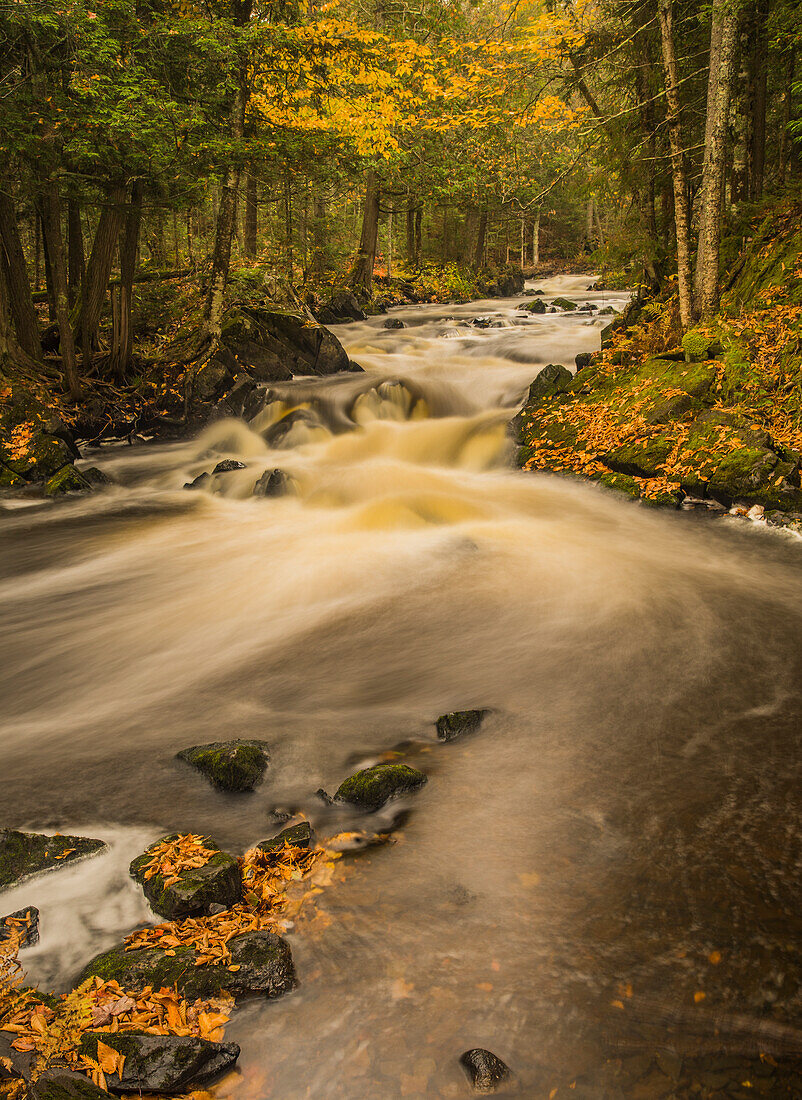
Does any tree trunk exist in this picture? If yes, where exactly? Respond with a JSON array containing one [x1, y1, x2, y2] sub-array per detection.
[[406, 202, 415, 265], [67, 198, 84, 309], [0, 187, 42, 363], [414, 207, 422, 266], [244, 171, 257, 258], [532, 211, 540, 268], [778, 49, 794, 187], [658, 0, 696, 328], [695, 0, 740, 318], [472, 206, 487, 269], [39, 182, 80, 400], [311, 188, 326, 275], [283, 172, 293, 281], [349, 169, 380, 297], [109, 180, 143, 382], [748, 0, 768, 200], [77, 184, 126, 348]]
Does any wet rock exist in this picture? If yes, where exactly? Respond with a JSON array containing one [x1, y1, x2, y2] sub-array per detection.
[[183, 472, 211, 491], [0, 830, 106, 889], [575, 352, 594, 371], [220, 307, 362, 381], [472, 317, 493, 328], [325, 830, 392, 853], [334, 763, 427, 812], [80, 930, 295, 1001], [436, 710, 489, 742], [262, 408, 321, 449], [765, 509, 802, 533], [527, 363, 573, 401], [212, 459, 247, 474], [315, 290, 367, 325], [523, 299, 547, 314], [0, 906, 39, 947], [44, 466, 92, 496], [603, 436, 674, 479], [383, 317, 405, 329], [253, 468, 290, 497], [30, 1073, 112, 1100], [77, 1031, 240, 1094], [459, 1049, 511, 1092], [552, 297, 578, 311], [176, 739, 270, 792], [193, 357, 235, 402], [130, 834, 241, 919], [257, 822, 315, 853], [316, 788, 334, 805], [597, 306, 616, 315]]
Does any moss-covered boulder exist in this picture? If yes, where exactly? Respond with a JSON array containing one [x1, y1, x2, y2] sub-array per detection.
[[78, 1031, 240, 1094], [0, 830, 106, 889], [334, 763, 427, 812], [79, 930, 295, 1001], [220, 307, 362, 383], [44, 466, 92, 496], [30, 1073, 111, 1100], [129, 835, 241, 919], [552, 297, 577, 311], [257, 822, 315, 853], [526, 364, 573, 403], [523, 299, 547, 315], [176, 739, 270, 792], [603, 436, 674, 479], [436, 710, 489, 742]]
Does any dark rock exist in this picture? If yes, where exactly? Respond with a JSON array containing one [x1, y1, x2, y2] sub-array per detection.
[[0, 830, 106, 888], [436, 710, 489, 742], [383, 317, 405, 329], [77, 1031, 239, 1094], [334, 763, 427, 812], [262, 408, 320, 448], [597, 306, 616, 315], [81, 467, 113, 487], [552, 297, 578, 311], [0, 906, 39, 947], [30, 1073, 112, 1100], [459, 1048, 512, 1092], [315, 290, 367, 325], [212, 459, 247, 474], [184, 472, 211, 491], [177, 739, 270, 792], [253, 468, 290, 497], [193, 356, 235, 402], [523, 299, 547, 314], [44, 466, 92, 496], [575, 352, 594, 371], [316, 788, 334, 805], [604, 437, 674, 479], [80, 930, 295, 1001], [220, 307, 362, 382], [527, 363, 573, 402], [213, 374, 257, 419], [130, 834, 241, 920], [472, 317, 493, 329], [257, 822, 315, 853]]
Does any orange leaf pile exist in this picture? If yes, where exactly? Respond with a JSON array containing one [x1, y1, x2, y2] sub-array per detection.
[[141, 834, 217, 888]]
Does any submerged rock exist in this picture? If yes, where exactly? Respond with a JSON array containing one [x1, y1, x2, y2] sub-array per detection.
[[383, 317, 405, 329], [436, 710, 489, 742], [130, 834, 241, 919], [0, 906, 39, 947], [459, 1049, 512, 1093], [80, 930, 295, 1001], [552, 297, 578, 311], [211, 459, 247, 474], [183, 472, 211, 491], [523, 299, 547, 314], [44, 466, 92, 496], [257, 822, 315, 853], [78, 1031, 239, 1094], [334, 763, 427, 812], [0, 830, 106, 889], [253, 468, 290, 497], [177, 739, 270, 792]]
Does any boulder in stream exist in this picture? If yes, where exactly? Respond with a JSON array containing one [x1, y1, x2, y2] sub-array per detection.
[[184, 472, 211, 491], [383, 317, 405, 329], [176, 738, 270, 792], [80, 930, 295, 1001], [0, 906, 40, 947], [77, 1031, 240, 1094], [524, 299, 547, 314], [436, 710, 489, 742], [130, 834, 241, 919], [334, 763, 427, 812], [44, 466, 93, 496], [257, 822, 315, 853], [253, 468, 290, 497], [459, 1049, 512, 1092], [552, 297, 578, 311], [219, 307, 362, 381], [0, 830, 106, 889], [212, 459, 247, 474], [30, 1073, 112, 1100]]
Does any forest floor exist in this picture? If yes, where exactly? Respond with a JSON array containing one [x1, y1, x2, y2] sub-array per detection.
[[515, 202, 802, 531]]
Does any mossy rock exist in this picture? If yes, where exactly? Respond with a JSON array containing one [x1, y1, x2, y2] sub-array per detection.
[[650, 359, 717, 400], [597, 471, 641, 499], [0, 906, 39, 947], [603, 436, 674, 479], [523, 299, 547, 314], [0, 830, 106, 889], [44, 466, 92, 497], [706, 449, 802, 508], [644, 392, 701, 425], [436, 710, 489, 742], [333, 763, 427, 812], [130, 834, 241, 919], [176, 739, 270, 792], [526, 364, 573, 402], [681, 330, 715, 363], [80, 929, 295, 1001], [551, 297, 578, 311], [257, 822, 315, 853], [78, 1030, 239, 1093], [30, 1073, 111, 1100]]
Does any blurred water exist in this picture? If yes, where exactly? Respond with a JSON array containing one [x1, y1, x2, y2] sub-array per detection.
[[2, 276, 802, 1097]]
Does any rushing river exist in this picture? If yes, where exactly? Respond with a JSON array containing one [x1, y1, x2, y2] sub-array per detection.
[[3, 275, 802, 1097]]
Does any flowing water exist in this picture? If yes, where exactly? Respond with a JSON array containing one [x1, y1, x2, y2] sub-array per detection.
[[3, 276, 802, 1097]]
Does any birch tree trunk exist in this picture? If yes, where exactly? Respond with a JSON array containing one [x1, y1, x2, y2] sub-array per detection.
[[695, 0, 740, 319], [658, 0, 696, 328]]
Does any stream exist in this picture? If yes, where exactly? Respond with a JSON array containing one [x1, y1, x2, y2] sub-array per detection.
[[3, 275, 802, 1097]]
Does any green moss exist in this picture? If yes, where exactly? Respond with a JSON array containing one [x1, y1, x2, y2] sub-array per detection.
[[334, 763, 427, 812], [177, 739, 270, 792], [552, 297, 578, 311], [604, 436, 674, 479], [436, 710, 489, 742], [44, 465, 91, 496], [0, 829, 106, 888], [597, 471, 640, 498], [682, 331, 713, 363]]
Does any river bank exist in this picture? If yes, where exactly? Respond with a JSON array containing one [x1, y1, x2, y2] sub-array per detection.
[[3, 283, 802, 1098]]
